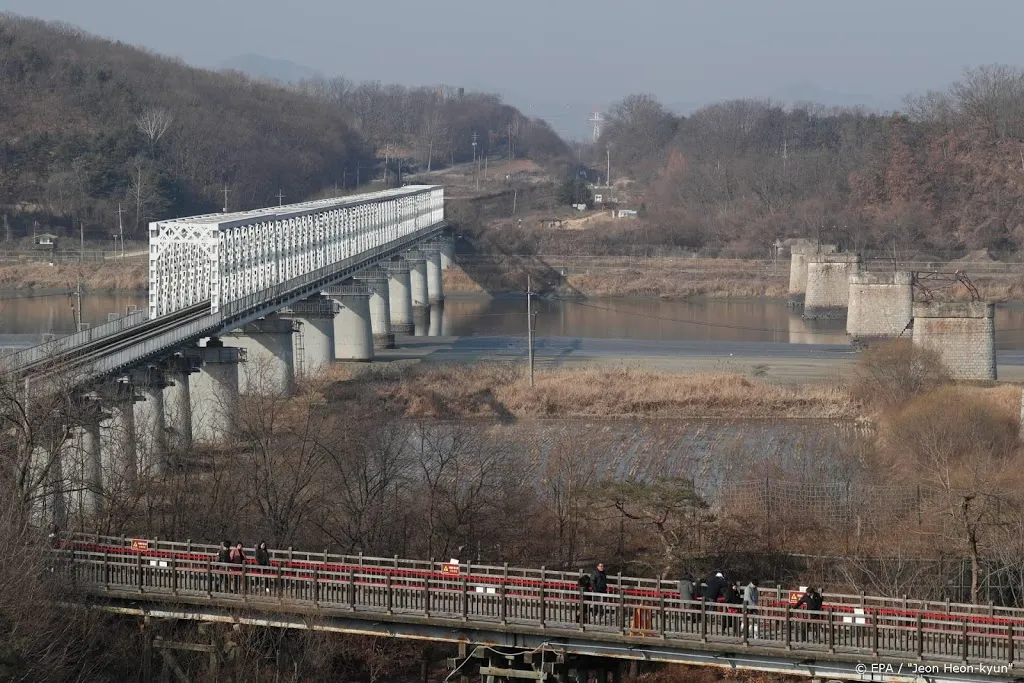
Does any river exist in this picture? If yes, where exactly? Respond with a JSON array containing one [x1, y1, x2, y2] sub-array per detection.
[[5, 293, 1024, 349]]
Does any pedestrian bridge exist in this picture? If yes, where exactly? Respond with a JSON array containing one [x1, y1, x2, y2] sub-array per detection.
[[59, 535, 1022, 683]]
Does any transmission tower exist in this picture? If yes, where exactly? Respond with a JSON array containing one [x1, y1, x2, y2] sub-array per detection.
[[589, 108, 603, 142]]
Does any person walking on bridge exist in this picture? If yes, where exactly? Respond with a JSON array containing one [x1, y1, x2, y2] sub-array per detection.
[[255, 541, 271, 594], [592, 563, 608, 593], [214, 541, 230, 592], [229, 542, 246, 592], [795, 586, 824, 642]]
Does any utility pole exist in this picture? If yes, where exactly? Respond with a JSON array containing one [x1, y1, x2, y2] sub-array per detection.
[[74, 272, 82, 331], [222, 185, 230, 213], [472, 131, 478, 164], [356, 163, 361, 188], [117, 203, 125, 259], [526, 274, 534, 388], [276, 189, 285, 207], [512, 188, 518, 216], [79, 216, 84, 260], [343, 169, 348, 189], [508, 123, 513, 162], [606, 146, 611, 192]]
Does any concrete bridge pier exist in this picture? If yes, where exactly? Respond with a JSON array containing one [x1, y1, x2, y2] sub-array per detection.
[[99, 380, 139, 494], [29, 425, 70, 528], [188, 341, 242, 444], [225, 314, 297, 396], [803, 253, 861, 320], [428, 302, 443, 337], [284, 295, 336, 377], [131, 367, 168, 476], [70, 413, 103, 517], [355, 268, 395, 349], [406, 250, 429, 317], [162, 355, 194, 453], [384, 260, 413, 335], [327, 284, 374, 361], [439, 232, 456, 270], [912, 301, 996, 380], [424, 246, 445, 306], [846, 271, 913, 343], [788, 243, 837, 306]]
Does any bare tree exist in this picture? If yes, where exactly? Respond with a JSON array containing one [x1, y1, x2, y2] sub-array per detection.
[[136, 106, 174, 154]]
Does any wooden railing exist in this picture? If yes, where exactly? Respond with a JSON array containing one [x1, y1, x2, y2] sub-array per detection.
[[54, 534, 1024, 667]]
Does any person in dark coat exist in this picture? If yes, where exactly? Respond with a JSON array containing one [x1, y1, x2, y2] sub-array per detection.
[[703, 572, 726, 601], [577, 572, 592, 624], [592, 563, 608, 593], [796, 586, 825, 641], [214, 541, 231, 592], [255, 541, 270, 566], [255, 541, 271, 594]]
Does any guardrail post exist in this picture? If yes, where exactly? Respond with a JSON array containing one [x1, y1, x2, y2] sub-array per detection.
[[386, 573, 393, 615], [659, 592, 666, 638], [579, 586, 586, 631], [1009, 623, 1015, 664], [961, 617, 969, 662], [827, 608, 835, 653], [500, 579, 508, 624], [700, 598, 708, 642], [171, 558, 178, 595], [348, 568, 356, 610], [277, 565, 284, 603], [313, 568, 320, 607], [137, 553, 144, 593], [539, 566, 546, 628], [186, 538, 191, 553], [461, 577, 469, 620], [394, 554, 399, 569], [103, 551, 110, 591], [742, 605, 749, 645], [784, 605, 792, 649], [324, 548, 329, 564], [872, 609, 879, 656], [915, 613, 923, 659], [288, 546, 294, 563], [206, 559, 213, 597], [618, 574, 625, 633], [241, 563, 247, 599]]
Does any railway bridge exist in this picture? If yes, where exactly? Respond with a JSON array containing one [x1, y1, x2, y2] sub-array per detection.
[[6, 186, 451, 522], [59, 534, 1024, 683]]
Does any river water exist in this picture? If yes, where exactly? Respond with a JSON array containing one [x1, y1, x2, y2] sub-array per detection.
[[5, 292, 1024, 349]]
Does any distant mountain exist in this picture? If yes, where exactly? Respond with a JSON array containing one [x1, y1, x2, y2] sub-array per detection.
[[220, 53, 323, 84]]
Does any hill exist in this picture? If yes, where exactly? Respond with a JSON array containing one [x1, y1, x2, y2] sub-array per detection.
[[0, 14, 569, 243], [220, 53, 323, 84], [583, 68, 1024, 258]]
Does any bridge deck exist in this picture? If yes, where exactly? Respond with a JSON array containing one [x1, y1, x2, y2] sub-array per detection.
[[56, 535, 1023, 681]]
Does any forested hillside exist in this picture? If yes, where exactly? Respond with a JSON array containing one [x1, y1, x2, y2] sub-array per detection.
[[596, 66, 1024, 257], [0, 15, 567, 241]]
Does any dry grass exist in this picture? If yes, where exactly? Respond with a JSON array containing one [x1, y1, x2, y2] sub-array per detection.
[[444, 257, 788, 298], [0, 262, 147, 291], [320, 363, 855, 419]]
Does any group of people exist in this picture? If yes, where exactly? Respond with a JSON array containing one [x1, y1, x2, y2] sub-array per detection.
[[679, 572, 760, 609], [213, 541, 272, 593], [214, 540, 271, 567]]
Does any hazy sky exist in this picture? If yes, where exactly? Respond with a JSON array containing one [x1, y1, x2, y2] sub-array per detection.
[[3, 0, 1023, 139]]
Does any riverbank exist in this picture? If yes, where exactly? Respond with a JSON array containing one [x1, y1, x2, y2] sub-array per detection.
[[4, 257, 1023, 303], [0, 261, 147, 291], [318, 363, 858, 419]]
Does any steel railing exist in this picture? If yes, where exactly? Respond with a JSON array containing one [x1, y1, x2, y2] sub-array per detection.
[[55, 534, 1023, 667]]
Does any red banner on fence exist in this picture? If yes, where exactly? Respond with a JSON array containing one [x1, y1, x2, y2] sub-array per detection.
[[130, 539, 149, 551]]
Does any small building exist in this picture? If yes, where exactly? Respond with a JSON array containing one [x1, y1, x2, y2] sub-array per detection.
[[616, 209, 638, 219], [34, 233, 59, 248]]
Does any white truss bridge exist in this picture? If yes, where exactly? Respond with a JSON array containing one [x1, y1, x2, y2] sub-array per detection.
[[8, 185, 446, 380]]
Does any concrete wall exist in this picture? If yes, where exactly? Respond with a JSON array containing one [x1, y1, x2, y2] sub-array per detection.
[[788, 243, 837, 302], [803, 253, 861, 319], [912, 301, 996, 381], [846, 271, 913, 340]]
